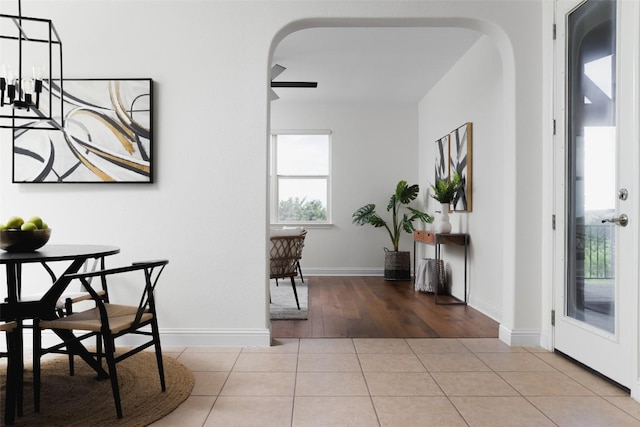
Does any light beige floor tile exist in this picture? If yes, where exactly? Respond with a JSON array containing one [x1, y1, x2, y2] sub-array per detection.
[[163, 352, 183, 360], [565, 369, 629, 397], [604, 396, 640, 421], [358, 353, 426, 372], [373, 396, 467, 427], [418, 352, 490, 372], [499, 371, 595, 396], [161, 345, 187, 354], [459, 338, 526, 353], [529, 396, 640, 426], [365, 372, 444, 396], [149, 395, 216, 426], [475, 352, 557, 372], [183, 346, 242, 354], [232, 353, 298, 372], [191, 371, 229, 395], [353, 338, 412, 354], [177, 352, 238, 372], [450, 396, 555, 426], [296, 372, 369, 396], [524, 346, 551, 354], [220, 371, 295, 396], [204, 396, 293, 427], [406, 338, 470, 354], [292, 396, 379, 427], [156, 340, 640, 426], [297, 353, 362, 372], [242, 338, 300, 353], [432, 371, 519, 396], [532, 352, 587, 372], [299, 338, 355, 353]]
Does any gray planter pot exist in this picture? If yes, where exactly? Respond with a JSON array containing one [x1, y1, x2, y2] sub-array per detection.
[[384, 250, 411, 280]]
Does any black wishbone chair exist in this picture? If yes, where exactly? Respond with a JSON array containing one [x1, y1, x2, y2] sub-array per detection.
[[1, 321, 19, 426], [18, 256, 109, 376], [33, 259, 169, 419]]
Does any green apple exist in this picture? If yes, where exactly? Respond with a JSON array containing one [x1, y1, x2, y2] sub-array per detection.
[[21, 222, 37, 231], [27, 216, 44, 229], [0, 224, 7, 231], [41, 222, 48, 229], [5, 216, 24, 229]]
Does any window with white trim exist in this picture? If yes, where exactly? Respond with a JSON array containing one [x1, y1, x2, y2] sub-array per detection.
[[270, 131, 331, 224]]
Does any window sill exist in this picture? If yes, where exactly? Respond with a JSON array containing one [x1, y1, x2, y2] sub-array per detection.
[[270, 223, 334, 229]]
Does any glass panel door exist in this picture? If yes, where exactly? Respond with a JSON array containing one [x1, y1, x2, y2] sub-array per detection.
[[566, 0, 616, 334]]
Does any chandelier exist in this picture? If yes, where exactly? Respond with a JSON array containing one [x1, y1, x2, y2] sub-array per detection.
[[0, 0, 64, 130]]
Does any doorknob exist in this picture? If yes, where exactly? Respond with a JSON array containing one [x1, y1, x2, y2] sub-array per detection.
[[602, 214, 629, 227]]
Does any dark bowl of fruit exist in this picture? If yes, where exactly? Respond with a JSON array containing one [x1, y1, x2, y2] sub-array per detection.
[[0, 216, 51, 252]]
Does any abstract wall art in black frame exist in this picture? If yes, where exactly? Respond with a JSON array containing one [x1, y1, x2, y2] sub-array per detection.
[[13, 78, 153, 183]]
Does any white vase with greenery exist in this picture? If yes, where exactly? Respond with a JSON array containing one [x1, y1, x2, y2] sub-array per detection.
[[437, 203, 452, 233], [430, 172, 462, 234]]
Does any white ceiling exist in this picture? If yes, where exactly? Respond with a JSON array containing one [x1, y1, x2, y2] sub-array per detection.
[[271, 27, 482, 104]]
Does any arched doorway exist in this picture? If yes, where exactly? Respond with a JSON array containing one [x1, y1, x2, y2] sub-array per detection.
[[266, 18, 517, 341]]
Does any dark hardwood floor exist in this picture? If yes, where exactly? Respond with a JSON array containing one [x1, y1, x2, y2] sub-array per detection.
[[271, 276, 499, 338]]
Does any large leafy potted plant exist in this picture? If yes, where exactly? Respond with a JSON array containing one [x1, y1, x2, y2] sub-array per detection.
[[352, 180, 432, 280]]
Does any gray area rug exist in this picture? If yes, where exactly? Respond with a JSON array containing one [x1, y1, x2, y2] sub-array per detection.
[[270, 278, 308, 320]]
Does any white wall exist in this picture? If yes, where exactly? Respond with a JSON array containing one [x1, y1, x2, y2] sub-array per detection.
[[0, 1, 545, 347], [418, 35, 503, 320], [271, 102, 419, 275]]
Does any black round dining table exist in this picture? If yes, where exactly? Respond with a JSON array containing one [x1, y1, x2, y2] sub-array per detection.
[[0, 244, 120, 417]]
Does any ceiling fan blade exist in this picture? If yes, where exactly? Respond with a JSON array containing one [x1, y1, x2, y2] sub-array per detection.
[[270, 82, 318, 88], [270, 64, 317, 100], [271, 64, 286, 80]]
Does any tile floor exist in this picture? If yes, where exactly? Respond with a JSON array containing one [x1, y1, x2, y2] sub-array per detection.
[[150, 338, 640, 427]]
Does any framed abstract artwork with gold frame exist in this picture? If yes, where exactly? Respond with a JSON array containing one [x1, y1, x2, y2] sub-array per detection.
[[434, 122, 472, 212], [13, 78, 153, 183], [449, 122, 472, 211]]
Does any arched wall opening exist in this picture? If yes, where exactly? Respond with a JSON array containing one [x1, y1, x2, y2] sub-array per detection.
[[266, 17, 518, 342]]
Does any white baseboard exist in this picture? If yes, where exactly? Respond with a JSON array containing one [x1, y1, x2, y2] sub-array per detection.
[[158, 328, 271, 347], [468, 295, 502, 323], [499, 324, 541, 347], [538, 327, 553, 351], [29, 328, 272, 349], [302, 267, 383, 276]]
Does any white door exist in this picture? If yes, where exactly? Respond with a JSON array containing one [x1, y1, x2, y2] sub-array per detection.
[[554, 0, 639, 390]]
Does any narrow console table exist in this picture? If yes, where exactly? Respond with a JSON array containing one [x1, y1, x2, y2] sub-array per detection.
[[413, 231, 469, 305]]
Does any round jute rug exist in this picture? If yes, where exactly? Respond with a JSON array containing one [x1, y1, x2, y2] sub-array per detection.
[[1, 352, 194, 426]]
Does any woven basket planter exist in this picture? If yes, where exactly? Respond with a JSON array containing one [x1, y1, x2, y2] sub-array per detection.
[[384, 250, 411, 280]]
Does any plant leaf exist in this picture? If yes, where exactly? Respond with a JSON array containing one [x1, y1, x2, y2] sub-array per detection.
[[406, 207, 433, 223], [387, 194, 397, 212], [367, 214, 387, 228], [396, 181, 419, 204], [352, 204, 377, 225], [400, 214, 415, 234]]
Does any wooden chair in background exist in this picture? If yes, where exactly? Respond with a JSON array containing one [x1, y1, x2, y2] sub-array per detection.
[[270, 232, 306, 310]]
